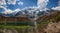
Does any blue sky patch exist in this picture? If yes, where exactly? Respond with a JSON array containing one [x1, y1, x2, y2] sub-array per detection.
[[6, 0, 37, 10]]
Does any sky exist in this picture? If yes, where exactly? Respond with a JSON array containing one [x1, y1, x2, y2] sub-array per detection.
[[0, 0, 60, 14], [5, 0, 37, 10], [47, 0, 59, 8], [37, 0, 60, 10], [0, 0, 37, 14]]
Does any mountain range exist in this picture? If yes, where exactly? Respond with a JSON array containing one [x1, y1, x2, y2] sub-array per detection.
[[0, 7, 59, 17], [0, 7, 60, 22]]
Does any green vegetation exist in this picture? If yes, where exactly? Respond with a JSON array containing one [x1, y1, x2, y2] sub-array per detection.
[[0, 22, 34, 26], [0, 25, 32, 29]]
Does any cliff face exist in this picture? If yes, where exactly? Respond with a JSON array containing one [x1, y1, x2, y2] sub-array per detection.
[[0, 15, 30, 22]]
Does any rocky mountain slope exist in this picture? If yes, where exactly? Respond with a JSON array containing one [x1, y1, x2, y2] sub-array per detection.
[[37, 10, 60, 33]]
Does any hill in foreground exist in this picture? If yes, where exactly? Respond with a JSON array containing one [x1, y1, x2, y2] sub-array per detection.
[[37, 10, 60, 33]]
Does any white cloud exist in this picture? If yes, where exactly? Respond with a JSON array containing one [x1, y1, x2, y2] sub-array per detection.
[[2, 8, 20, 14], [7, 0, 16, 5], [0, 6, 7, 10], [52, 6, 60, 10], [52, 0, 60, 10], [2, 9, 15, 14], [18, 2, 23, 5], [38, 0, 49, 10], [0, 6, 20, 14], [0, 0, 6, 5], [0, 0, 50, 16]]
